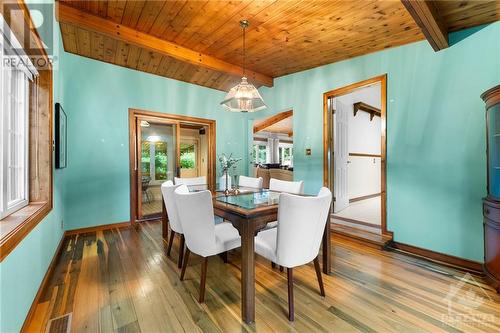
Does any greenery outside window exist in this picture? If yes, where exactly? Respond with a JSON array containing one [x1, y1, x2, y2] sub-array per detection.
[[180, 143, 195, 169], [141, 141, 168, 181]]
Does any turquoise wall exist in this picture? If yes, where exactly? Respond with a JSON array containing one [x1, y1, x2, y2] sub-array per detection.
[[0, 3, 65, 330], [60, 53, 249, 231], [255, 22, 499, 262]]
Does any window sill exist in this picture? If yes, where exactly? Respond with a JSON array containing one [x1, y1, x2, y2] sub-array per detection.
[[0, 201, 51, 262]]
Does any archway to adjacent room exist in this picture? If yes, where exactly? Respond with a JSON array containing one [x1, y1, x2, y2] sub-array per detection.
[[250, 109, 294, 188], [323, 75, 392, 241], [129, 109, 216, 225]]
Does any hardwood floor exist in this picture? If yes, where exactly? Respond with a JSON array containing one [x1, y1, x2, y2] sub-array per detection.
[[26, 221, 500, 332]]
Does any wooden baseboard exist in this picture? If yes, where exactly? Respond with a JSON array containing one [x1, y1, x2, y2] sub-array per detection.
[[349, 193, 381, 203], [389, 241, 483, 275], [65, 221, 130, 236], [21, 233, 66, 332]]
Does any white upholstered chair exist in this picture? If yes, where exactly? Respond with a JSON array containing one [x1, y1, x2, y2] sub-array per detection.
[[161, 181, 189, 268], [174, 188, 241, 303], [239, 175, 263, 189], [255, 187, 332, 321], [174, 176, 207, 191], [266, 178, 305, 231], [269, 178, 304, 194]]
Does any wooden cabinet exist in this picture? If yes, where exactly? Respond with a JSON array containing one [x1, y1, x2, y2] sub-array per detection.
[[482, 85, 500, 292]]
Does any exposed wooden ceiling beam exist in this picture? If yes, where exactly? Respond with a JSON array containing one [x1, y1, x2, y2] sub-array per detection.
[[253, 110, 293, 133], [55, 2, 273, 88], [401, 0, 448, 51]]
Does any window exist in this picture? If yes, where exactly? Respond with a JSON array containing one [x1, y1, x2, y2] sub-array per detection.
[[279, 143, 293, 166], [180, 143, 196, 169], [252, 143, 269, 164], [0, 16, 38, 219]]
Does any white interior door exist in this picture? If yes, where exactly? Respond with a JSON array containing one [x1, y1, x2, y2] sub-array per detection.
[[334, 100, 349, 213]]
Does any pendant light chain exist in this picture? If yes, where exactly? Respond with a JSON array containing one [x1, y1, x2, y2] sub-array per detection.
[[243, 24, 246, 77]]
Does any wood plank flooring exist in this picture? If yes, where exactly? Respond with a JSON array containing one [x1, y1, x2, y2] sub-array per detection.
[[26, 221, 500, 332]]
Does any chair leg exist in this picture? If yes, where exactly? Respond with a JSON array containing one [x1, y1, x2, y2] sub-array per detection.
[[199, 257, 208, 303], [167, 231, 175, 257], [287, 267, 294, 321], [180, 248, 191, 281], [314, 257, 325, 297], [271, 262, 276, 269], [219, 251, 228, 263], [178, 234, 185, 269], [280, 265, 284, 272]]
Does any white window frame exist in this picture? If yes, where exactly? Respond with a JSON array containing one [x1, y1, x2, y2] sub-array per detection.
[[252, 142, 270, 164], [278, 142, 294, 166], [0, 14, 38, 219]]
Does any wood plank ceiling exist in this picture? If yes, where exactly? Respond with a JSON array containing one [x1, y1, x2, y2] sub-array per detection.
[[57, 0, 499, 92]]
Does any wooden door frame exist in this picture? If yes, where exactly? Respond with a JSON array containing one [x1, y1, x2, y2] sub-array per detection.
[[129, 108, 216, 225], [322, 74, 392, 238]]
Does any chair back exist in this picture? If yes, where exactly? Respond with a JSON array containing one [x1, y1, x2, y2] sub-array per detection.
[[174, 176, 207, 190], [276, 187, 332, 267], [239, 175, 263, 189], [269, 178, 304, 194], [160, 181, 189, 233], [174, 189, 216, 256]]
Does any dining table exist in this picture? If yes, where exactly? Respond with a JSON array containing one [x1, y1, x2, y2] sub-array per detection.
[[162, 187, 331, 324]]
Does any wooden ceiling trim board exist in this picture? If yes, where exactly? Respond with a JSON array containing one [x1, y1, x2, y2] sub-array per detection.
[[60, 23, 78, 53], [253, 110, 293, 133], [171, 0, 225, 45], [200, 0, 281, 55], [135, 1, 167, 33], [115, 40, 130, 67], [156, 55, 172, 77], [210, 0, 309, 59], [435, 1, 500, 32], [125, 44, 141, 69], [76, 27, 91, 58], [106, 0, 126, 23], [97, 0, 107, 18], [181, 1, 259, 50], [57, 2, 273, 87], [121, 0, 146, 28], [148, 1, 188, 37], [221, 0, 399, 62], [136, 49, 153, 72], [401, 0, 448, 51], [103, 36, 117, 63], [257, 22, 423, 75], [89, 30, 104, 61], [166, 1, 209, 42], [146, 52, 163, 74]]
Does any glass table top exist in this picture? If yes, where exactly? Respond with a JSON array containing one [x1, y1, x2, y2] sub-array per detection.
[[215, 190, 281, 210]]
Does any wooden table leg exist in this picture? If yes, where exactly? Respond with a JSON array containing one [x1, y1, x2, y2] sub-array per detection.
[[322, 212, 331, 274], [240, 219, 256, 323]]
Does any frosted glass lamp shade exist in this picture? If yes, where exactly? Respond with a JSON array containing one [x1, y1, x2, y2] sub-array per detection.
[[220, 77, 267, 113]]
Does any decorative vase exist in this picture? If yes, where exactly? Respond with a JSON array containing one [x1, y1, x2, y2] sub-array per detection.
[[219, 170, 231, 192]]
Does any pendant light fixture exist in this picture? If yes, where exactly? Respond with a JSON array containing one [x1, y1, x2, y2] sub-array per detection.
[[220, 20, 266, 113]]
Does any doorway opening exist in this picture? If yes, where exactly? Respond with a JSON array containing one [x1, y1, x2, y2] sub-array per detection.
[[251, 110, 294, 188], [323, 75, 392, 241], [129, 109, 216, 224]]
